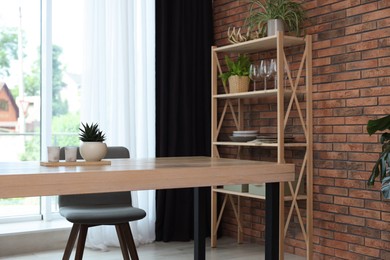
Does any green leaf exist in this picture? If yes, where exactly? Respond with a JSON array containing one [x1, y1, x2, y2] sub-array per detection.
[[380, 133, 390, 144], [368, 144, 390, 186], [367, 159, 380, 186], [367, 115, 390, 135], [79, 122, 106, 142]]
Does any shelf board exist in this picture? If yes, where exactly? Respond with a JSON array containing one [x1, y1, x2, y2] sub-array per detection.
[[214, 89, 283, 99], [214, 35, 305, 54], [213, 188, 266, 199], [213, 141, 307, 147], [213, 188, 307, 201]]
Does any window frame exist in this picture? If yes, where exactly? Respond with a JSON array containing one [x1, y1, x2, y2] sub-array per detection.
[[0, 0, 68, 223]]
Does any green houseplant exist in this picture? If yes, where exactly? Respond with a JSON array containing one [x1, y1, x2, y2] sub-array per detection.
[[219, 55, 250, 93], [246, 0, 306, 37], [367, 115, 390, 198], [79, 122, 107, 161]]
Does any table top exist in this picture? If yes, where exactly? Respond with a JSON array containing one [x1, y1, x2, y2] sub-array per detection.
[[0, 156, 295, 198]]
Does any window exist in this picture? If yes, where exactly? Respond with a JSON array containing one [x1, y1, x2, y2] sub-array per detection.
[[0, 0, 82, 222], [0, 99, 8, 111]]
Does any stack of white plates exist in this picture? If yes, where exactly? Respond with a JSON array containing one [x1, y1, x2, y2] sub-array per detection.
[[233, 130, 258, 136], [230, 130, 259, 142]]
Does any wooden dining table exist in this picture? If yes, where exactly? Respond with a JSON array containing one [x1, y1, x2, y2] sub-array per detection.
[[0, 156, 295, 260]]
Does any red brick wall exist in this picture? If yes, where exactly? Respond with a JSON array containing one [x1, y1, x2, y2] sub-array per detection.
[[213, 0, 390, 259]]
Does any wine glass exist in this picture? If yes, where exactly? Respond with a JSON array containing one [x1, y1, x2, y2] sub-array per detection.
[[265, 60, 273, 90], [249, 64, 262, 91], [269, 59, 277, 89], [259, 60, 268, 90]]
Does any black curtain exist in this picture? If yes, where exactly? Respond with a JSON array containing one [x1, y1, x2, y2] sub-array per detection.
[[155, 0, 213, 241]]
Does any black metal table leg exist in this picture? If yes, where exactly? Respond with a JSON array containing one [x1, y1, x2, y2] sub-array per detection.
[[193, 184, 278, 260], [194, 187, 206, 260], [265, 182, 280, 260]]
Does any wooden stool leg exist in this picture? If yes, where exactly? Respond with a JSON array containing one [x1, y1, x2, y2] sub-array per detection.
[[62, 224, 80, 260], [75, 225, 88, 260], [116, 224, 130, 260], [121, 223, 139, 260]]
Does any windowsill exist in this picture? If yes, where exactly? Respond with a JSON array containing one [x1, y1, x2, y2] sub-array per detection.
[[0, 219, 71, 236]]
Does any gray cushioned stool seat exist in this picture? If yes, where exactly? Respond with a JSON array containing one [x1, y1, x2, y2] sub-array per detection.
[[59, 204, 146, 225]]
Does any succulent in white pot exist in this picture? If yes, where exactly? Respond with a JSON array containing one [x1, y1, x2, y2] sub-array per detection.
[[79, 122, 107, 161]]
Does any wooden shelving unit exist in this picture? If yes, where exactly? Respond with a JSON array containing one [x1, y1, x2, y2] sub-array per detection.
[[210, 32, 313, 259]]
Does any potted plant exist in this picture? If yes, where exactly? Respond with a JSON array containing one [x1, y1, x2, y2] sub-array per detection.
[[219, 55, 250, 93], [367, 115, 390, 198], [245, 0, 306, 37], [79, 122, 107, 161]]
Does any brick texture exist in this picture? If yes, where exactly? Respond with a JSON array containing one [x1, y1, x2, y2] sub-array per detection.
[[213, 0, 390, 259]]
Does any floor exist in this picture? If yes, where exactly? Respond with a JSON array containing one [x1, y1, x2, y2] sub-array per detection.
[[0, 237, 305, 260]]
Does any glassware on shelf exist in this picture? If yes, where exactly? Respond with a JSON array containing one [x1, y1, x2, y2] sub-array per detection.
[[249, 64, 262, 91], [269, 59, 277, 89], [259, 60, 268, 90], [265, 60, 273, 90]]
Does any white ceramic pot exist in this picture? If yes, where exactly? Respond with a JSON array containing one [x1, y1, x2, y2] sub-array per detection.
[[80, 142, 107, 161]]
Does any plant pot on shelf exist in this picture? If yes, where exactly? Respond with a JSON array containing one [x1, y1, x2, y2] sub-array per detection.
[[80, 142, 107, 161], [267, 19, 284, 36], [228, 75, 250, 93], [246, 0, 305, 37]]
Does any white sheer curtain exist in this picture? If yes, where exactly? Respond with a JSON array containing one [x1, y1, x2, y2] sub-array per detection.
[[80, 0, 155, 249]]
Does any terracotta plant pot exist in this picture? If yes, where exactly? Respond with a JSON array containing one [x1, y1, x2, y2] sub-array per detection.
[[80, 142, 107, 161]]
